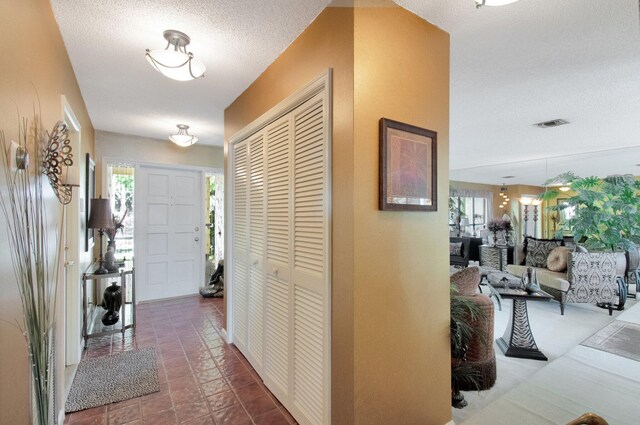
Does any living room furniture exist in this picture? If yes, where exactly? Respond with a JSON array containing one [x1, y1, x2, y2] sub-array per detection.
[[82, 262, 135, 347], [507, 239, 621, 315], [494, 286, 553, 361], [450, 236, 482, 267], [480, 245, 508, 271], [450, 267, 496, 406], [625, 245, 639, 299]]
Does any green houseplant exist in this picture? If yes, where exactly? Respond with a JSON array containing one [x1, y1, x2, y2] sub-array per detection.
[[542, 172, 640, 251]]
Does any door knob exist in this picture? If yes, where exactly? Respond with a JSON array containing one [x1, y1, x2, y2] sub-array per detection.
[[195, 237, 199, 242], [195, 226, 200, 231]]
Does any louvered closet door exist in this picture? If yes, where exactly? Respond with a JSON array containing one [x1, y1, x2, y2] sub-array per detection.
[[232, 140, 249, 350], [290, 93, 329, 425], [230, 82, 330, 425], [247, 133, 265, 368], [263, 115, 292, 399]]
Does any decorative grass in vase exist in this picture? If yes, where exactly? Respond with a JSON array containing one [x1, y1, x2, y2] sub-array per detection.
[[0, 109, 68, 425]]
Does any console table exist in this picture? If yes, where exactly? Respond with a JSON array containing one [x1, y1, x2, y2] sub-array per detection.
[[81, 262, 135, 347], [494, 286, 553, 361]]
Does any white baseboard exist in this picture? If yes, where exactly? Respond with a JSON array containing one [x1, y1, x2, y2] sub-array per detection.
[[219, 328, 229, 343]]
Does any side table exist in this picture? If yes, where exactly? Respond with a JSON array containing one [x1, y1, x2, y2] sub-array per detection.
[[480, 245, 508, 271], [81, 262, 135, 347], [494, 286, 553, 361]]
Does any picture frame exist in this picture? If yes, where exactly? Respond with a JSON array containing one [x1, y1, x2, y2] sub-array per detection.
[[85, 153, 95, 252], [379, 118, 437, 211]]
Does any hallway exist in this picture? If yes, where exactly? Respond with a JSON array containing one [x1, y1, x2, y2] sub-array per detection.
[[65, 297, 297, 425]]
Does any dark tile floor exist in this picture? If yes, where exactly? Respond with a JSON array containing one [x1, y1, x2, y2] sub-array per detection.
[[65, 296, 297, 425]]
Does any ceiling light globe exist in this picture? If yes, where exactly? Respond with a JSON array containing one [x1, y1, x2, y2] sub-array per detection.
[[146, 50, 205, 81], [519, 197, 533, 206]]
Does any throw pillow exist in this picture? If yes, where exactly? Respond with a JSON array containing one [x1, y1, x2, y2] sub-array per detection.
[[450, 267, 480, 296], [450, 242, 463, 257], [525, 237, 563, 268], [547, 246, 572, 272]]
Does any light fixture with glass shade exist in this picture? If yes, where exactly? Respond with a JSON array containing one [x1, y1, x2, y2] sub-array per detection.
[[146, 30, 205, 81], [169, 124, 198, 147], [475, 0, 521, 7]]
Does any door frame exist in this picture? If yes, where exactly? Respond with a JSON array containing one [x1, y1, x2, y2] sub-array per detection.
[[101, 157, 221, 303], [60, 95, 82, 425]]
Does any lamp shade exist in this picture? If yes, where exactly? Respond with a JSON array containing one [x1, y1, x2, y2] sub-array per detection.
[[519, 197, 533, 206], [531, 199, 543, 207], [87, 198, 114, 229]]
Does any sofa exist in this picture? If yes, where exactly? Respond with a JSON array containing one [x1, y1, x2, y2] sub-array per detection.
[[506, 237, 625, 315], [450, 237, 482, 267]]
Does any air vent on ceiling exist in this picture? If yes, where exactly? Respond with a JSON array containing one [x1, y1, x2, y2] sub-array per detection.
[[501, 175, 515, 179], [534, 119, 569, 128]]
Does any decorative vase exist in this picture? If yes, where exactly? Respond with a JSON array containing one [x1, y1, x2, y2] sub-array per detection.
[[521, 267, 540, 294], [104, 239, 118, 273], [101, 281, 122, 326]]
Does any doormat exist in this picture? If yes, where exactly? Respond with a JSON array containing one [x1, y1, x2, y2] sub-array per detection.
[[581, 320, 640, 362], [65, 348, 159, 412]]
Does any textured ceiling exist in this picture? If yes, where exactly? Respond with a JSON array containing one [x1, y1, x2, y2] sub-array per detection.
[[51, 0, 640, 184]]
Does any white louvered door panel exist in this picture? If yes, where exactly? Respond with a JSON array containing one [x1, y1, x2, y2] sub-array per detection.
[[247, 133, 265, 370], [291, 93, 329, 425], [232, 140, 249, 351], [263, 116, 292, 398], [229, 73, 331, 425]]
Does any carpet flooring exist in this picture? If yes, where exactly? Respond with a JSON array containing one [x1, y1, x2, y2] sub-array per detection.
[[65, 348, 159, 413], [452, 291, 638, 424]]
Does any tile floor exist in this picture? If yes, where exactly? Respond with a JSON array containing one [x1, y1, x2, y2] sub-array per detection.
[[65, 296, 297, 425]]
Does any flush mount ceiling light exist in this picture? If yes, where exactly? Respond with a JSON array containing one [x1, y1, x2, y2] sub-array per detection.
[[475, 0, 521, 7], [146, 30, 205, 81], [169, 124, 198, 147]]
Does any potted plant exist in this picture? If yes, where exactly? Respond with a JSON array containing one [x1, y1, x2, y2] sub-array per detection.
[[542, 172, 640, 250]]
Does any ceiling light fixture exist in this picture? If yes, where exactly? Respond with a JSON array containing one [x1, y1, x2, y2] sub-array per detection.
[[146, 30, 205, 81], [475, 0, 521, 7], [169, 124, 198, 147]]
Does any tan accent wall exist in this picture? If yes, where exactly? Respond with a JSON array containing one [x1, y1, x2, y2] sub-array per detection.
[[225, 8, 355, 423], [352, 7, 450, 424], [0, 0, 95, 422], [225, 6, 450, 424]]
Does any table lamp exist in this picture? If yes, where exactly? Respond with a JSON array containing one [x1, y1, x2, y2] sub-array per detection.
[[87, 197, 114, 274]]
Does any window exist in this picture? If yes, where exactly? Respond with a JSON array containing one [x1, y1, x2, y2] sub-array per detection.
[[107, 164, 134, 261], [449, 189, 492, 237]]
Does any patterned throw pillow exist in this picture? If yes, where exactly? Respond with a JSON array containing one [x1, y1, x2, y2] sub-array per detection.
[[524, 237, 563, 268], [450, 242, 463, 256]]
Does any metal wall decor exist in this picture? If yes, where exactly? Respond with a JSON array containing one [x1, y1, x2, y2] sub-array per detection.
[[43, 120, 77, 204]]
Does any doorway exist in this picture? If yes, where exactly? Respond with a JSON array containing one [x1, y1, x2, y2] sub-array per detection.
[[205, 173, 224, 284]]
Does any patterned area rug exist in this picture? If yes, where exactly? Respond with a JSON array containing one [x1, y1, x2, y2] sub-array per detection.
[[65, 348, 159, 412], [581, 320, 640, 362]]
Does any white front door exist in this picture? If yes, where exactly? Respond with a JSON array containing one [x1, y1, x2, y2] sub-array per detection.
[[137, 165, 203, 301]]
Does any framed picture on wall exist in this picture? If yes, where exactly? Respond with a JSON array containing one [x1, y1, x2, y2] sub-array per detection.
[[85, 153, 95, 252], [379, 118, 437, 211]]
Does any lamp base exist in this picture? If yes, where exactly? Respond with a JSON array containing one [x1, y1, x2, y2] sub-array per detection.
[[94, 258, 109, 275]]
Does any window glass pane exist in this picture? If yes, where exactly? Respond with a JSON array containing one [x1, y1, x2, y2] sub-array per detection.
[[108, 165, 134, 261]]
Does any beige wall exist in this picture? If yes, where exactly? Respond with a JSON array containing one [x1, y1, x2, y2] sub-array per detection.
[[94, 130, 223, 193], [225, 6, 450, 424], [0, 0, 95, 422], [352, 7, 450, 424], [225, 7, 356, 423]]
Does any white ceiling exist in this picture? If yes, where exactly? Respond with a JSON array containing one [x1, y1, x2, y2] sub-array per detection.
[[51, 0, 640, 185]]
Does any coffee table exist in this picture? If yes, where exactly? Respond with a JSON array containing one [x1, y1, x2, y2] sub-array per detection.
[[493, 285, 553, 361]]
